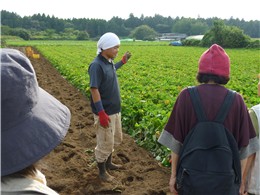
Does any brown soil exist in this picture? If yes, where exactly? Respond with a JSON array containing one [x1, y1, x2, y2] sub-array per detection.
[[17, 47, 171, 195]]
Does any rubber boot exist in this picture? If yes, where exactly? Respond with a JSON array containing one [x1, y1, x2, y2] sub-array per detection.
[[106, 153, 122, 170], [97, 162, 114, 181]]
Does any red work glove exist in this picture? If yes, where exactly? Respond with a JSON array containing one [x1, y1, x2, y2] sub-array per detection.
[[121, 51, 132, 64], [98, 110, 110, 127]]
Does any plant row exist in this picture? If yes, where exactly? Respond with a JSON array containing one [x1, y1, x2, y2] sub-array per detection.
[[6, 40, 259, 163]]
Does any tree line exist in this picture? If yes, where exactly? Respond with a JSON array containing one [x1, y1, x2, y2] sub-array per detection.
[[1, 10, 259, 41]]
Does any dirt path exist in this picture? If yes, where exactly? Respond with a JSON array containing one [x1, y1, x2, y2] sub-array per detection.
[[17, 47, 171, 195]]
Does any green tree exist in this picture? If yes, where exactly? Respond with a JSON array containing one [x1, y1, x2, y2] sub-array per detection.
[[172, 18, 192, 35], [222, 26, 250, 48], [212, 20, 225, 45], [44, 29, 56, 39], [76, 31, 89, 40], [63, 28, 76, 39], [1, 25, 12, 35], [153, 14, 171, 33], [172, 18, 208, 35], [107, 17, 129, 36], [201, 20, 250, 48], [190, 21, 208, 35], [125, 13, 142, 29], [130, 25, 157, 40], [1, 10, 259, 40], [10, 28, 31, 40], [1, 10, 22, 28]]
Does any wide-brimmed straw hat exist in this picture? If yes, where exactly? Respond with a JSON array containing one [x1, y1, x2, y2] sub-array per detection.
[[1, 48, 71, 176]]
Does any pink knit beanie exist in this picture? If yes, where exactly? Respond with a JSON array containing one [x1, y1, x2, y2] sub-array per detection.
[[198, 44, 230, 78]]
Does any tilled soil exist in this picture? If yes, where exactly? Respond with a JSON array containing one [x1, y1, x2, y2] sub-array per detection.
[[16, 47, 171, 195]]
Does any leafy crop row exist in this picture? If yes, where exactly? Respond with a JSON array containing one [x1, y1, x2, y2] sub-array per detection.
[[6, 40, 259, 163]]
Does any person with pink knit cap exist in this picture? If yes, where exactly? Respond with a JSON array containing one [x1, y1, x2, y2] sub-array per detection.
[[158, 44, 259, 194]]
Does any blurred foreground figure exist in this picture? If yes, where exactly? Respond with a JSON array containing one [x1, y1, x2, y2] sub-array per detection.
[[1, 48, 71, 194]]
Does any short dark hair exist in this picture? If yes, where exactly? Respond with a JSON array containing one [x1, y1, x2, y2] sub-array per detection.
[[197, 73, 229, 85]]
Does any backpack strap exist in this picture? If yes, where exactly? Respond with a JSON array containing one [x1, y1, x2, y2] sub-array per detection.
[[214, 90, 236, 123], [188, 86, 207, 122], [225, 127, 241, 184], [214, 89, 240, 183], [187, 86, 240, 184], [188, 86, 236, 123]]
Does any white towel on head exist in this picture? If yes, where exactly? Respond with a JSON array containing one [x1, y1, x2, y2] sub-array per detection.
[[97, 32, 120, 54]]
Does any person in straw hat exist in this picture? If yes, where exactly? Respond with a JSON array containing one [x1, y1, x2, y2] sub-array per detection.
[[1, 48, 71, 194], [88, 32, 131, 181]]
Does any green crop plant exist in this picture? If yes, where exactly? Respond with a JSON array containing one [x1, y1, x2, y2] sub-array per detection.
[[5, 40, 259, 164]]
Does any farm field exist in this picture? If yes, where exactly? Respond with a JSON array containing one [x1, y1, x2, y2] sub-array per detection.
[[9, 45, 171, 195], [4, 40, 260, 194], [10, 40, 259, 160]]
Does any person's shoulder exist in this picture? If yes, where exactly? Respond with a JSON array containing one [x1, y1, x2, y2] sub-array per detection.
[[249, 108, 256, 116], [230, 90, 253, 112], [224, 88, 243, 102], [251, 104, 260, 118], [90, 56, 101, 64], [89, 57, 103, 70], [91, 55, 108, 66], [252, 104, 260, 110], [180, 87, 190, 95], [177, 87, 191, 100], [232, 90, 246, 103]]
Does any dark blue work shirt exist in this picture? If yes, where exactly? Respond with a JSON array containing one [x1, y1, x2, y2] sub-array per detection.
[[88, 54, 123, 115]]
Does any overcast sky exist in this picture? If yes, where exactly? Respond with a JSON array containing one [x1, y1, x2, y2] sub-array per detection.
[[1, 0, 259, 21]]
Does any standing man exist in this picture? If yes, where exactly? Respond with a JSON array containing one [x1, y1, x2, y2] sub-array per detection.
[[88, 32, 131, 181]]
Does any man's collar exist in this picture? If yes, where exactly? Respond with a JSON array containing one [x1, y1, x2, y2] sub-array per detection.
[[98, 54, 113, 64]]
